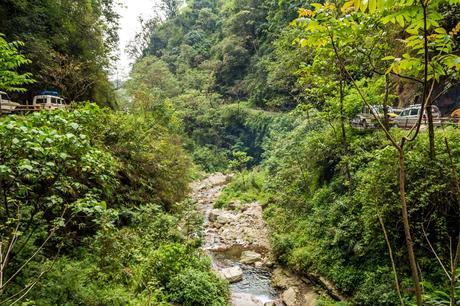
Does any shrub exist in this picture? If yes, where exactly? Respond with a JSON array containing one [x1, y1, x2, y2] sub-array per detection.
[[168, 268, 228, 306], [216, 169, 268, 208]]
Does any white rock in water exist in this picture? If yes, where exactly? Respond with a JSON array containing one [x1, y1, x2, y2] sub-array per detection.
[[221, 266, 243, 283], [254, 261, 263, 268], [240, 250, 262, 264], [232, 292, 265, 306]]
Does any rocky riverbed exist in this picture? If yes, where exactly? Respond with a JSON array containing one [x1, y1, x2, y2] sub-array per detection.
[[191, 173, 319, 306]]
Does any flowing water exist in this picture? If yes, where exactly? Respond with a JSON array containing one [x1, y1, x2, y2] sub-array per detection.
[[211, 250, 278, 305], [193, 174, 281, 306]]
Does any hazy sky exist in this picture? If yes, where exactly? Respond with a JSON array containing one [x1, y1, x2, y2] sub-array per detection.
[[114, 0, 158, 80]]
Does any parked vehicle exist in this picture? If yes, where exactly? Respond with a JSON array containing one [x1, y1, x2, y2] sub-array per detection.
[[0, 91, 20, 113], [33, 91, 66, 110], [351, 105, 399, 128], [450, 108, 460, 122], [393, 104, 441, 128]]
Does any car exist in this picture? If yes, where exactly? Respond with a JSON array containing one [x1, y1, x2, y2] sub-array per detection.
[[33, 91, 66, 110], [393, 104, 441, 128], [450, 108, 460, 122], [351, 105, 399, 128], [0, 91, 20, 114]]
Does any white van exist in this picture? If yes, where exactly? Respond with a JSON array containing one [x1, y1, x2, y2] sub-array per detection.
[[32, 91, 66, 110], [394, 104, 441, 128]]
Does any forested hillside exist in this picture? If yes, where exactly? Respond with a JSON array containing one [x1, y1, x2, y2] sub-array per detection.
[[0, 0, 460, 305], [0, 0, 118, 105]]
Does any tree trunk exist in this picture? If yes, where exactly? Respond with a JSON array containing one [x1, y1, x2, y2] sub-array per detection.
[[383, 75, 390, 130], [398, 148, 423, 305], [422, 3, 436, 160], [339, 79, 351, 184], [426, 102, 436, 159]]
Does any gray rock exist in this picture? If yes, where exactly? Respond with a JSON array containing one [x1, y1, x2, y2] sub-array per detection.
[[221, 266, 243, 283], [254, 261, 264, 268], [217, 212, 236, 224], [207, 173, 228, 187], [208, 209, 220, 222], [232, 292, 265, 306], [282, 287, 298, 306], [240, 250, 262, 264], [228, 200, 242, 210]]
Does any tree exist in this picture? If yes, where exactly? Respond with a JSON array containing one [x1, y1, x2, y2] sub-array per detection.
[[0, 34, 34, 92], [159, 0, 182, 18], [293, 1, 460, 304]]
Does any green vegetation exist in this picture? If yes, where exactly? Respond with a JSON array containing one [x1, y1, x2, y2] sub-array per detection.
[[263, 120, 460, 304], [215, 170, 268, 209], [1, 0, 460, 304], [0, 35, 34, 92], [0, 105, 227, 305]]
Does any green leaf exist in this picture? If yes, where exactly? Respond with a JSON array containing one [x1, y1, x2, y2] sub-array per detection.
[[369, 0, 377, 13], [396, 15, 405, 27], [382, 56, 396, 61]]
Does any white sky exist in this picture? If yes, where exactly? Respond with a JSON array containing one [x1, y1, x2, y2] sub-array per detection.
[[113, 0, 159, 80]]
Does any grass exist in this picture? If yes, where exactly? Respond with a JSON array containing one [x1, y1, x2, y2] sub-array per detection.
[[215, 168, 269, 209]]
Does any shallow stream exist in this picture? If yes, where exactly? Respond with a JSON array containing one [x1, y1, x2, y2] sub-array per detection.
[[211, 250, 278, 305], [196, 174, 280, 306]]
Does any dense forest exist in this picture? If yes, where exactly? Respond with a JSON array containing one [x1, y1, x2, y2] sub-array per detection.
[[1, 0, 460, 305]]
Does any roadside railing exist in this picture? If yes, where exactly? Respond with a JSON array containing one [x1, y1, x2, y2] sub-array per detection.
[[399, 117, 460, 129]]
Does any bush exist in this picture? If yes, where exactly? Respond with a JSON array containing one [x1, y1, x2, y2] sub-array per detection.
[[263, 120, 460, 304], [0, 105, 227, 305], [168, 268, 228, 306], [216, 169, 268, 208]]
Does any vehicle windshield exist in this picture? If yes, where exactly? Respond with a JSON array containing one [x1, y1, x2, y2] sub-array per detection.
[[1, 93, 10, 101]]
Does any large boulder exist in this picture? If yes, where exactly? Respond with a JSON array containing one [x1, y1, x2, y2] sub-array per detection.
[[282, 287, 299, 306], [240, 250, 262, 264], [221, 266, 243, 283], [272, 268, 303, 289], [232, 292, 265, 306], [228, 200, 242, 210]]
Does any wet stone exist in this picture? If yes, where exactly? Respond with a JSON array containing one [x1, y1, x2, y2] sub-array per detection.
[[221, 266, 243, 283], [240, 250, 262, 264]]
